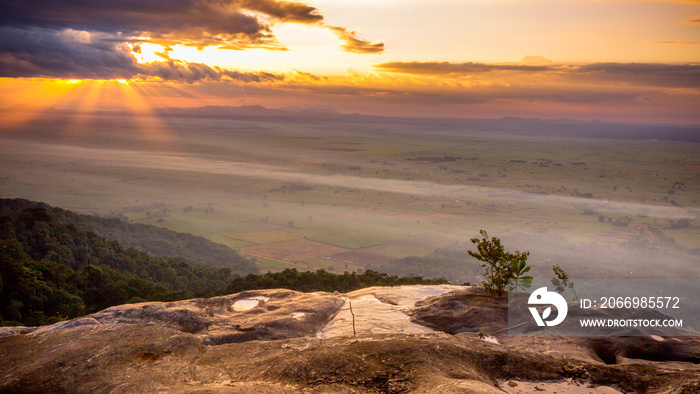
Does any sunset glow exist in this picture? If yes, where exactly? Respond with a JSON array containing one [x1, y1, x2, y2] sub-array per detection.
[[1, 0, 699, 123]]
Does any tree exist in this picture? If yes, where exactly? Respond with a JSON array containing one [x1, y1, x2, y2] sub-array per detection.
[[551, 265, 577, 301], [509, 257, 533, 294], [468, 230, 531, 296]]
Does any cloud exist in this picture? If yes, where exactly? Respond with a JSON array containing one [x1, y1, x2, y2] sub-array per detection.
[[0, 0, 384, 79], [0, 27, 140, 79], [683, 18, 700, 24], [216, 68, 283, 83], [154, 46, 174, 60], [0, 0, 309, 49], [576, 62, 700, 88], [239, 0, 322, 23], [292, 69, 327, 81], [373, 61, 552, 75], [519, 55, 555, 66], [372, 60, 700, 89], [327, 26, 385, 54], [646, 40, 700, 45], [0, 26, 284, 83], [140, 61, 222, 83], [274, 75, 648, 106]]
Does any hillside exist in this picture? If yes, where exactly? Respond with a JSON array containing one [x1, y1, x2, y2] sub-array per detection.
[[0, 199, 446, 327], [1, 285, 698, 393], [0, 198, 258, 274], [0, 204, 240, 326]]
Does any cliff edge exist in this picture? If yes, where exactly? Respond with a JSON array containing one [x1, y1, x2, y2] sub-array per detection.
[[1, 285, 699, 393]]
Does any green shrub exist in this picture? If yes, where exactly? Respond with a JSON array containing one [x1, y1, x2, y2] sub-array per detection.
[[468, 230, 531, 296]]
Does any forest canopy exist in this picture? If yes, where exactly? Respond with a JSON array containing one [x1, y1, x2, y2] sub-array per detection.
[[0, 198, 258, 274], [0, 199, 446, 327]]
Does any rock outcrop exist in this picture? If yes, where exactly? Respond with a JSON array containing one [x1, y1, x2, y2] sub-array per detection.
[[10, 289, 344, 345], [1, 286, 699, 393]]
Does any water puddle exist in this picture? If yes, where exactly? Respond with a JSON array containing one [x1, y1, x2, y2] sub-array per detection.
[[233, 296, 270, 312]]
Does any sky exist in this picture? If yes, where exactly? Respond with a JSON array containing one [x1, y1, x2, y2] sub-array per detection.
[[0, 0, 699, 123]]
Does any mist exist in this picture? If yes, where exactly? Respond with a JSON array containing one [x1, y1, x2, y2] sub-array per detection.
[[1, 108, 698, 280]]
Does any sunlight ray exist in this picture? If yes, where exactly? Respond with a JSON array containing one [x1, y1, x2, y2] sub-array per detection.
[[115, 81, 171, 142], [0, 79, 84, 129], [59, 81, 105, 138]]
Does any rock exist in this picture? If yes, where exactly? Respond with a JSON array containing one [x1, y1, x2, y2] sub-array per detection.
[[0, 323, 204, 393], [29, 289, 345, 345], [409, 286, 508, 335], [0, 326, 36, 338], [319, 285, 461, 338], [1, 286, 699, 393]]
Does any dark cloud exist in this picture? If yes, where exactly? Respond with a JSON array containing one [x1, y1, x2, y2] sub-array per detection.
[[327, 26, 384, 54], [0, 26, 283, 83], [216, 68, 283, 83], [138, 61, 282, 83], [0, 0, 383, 79], [0, 27, 140, 79], [374, 61, 551, 74], [239, 0, 322, 23], [139, 61, 222, 83], [0, 0, 300, 49]]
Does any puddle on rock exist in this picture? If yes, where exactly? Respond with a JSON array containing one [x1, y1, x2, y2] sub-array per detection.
[[233, 296, 270, 312]]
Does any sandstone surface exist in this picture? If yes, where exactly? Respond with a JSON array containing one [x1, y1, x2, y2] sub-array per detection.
[[1, 286, 699, 393]]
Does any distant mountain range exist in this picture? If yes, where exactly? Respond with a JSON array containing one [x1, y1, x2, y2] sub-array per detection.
[[153, 104, 700, 143], [3, 103, 699, 142]]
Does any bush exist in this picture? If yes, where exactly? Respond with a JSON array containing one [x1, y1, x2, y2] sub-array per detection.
[[468, 230, 531, 296]]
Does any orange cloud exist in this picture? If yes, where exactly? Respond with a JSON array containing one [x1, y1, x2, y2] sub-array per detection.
[[647, 41, 700, 45], [327, 26, 385, 54], [373, 61, 700, 88]]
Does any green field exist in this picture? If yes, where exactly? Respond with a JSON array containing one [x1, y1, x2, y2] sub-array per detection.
[[1, 111, 698, 280]]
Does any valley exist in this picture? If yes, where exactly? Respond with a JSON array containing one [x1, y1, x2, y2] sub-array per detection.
[[1, 107, 699, 282]]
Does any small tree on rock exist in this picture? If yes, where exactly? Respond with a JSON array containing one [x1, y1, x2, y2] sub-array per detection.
[[468, 230, 531, 296], [551, 264, 577, 301], [509, 257, 533, 294]]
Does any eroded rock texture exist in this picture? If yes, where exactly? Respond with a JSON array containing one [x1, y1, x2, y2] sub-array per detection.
[[1, 286, 699, 393]]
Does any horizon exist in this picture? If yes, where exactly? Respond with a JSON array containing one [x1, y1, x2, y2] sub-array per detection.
[[3, 102, 700, 128]]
